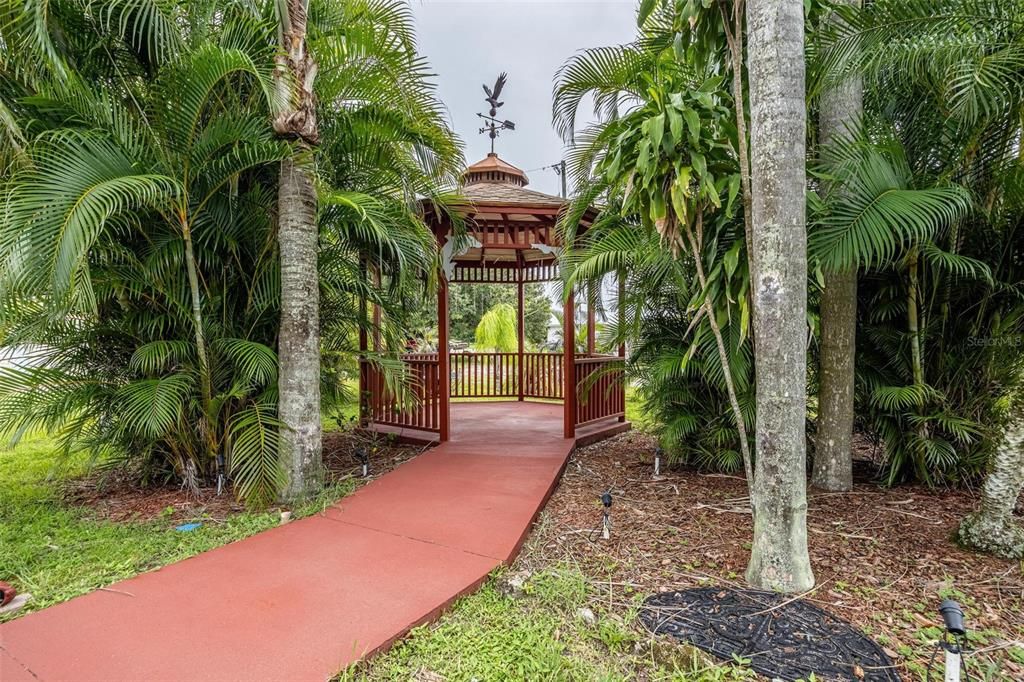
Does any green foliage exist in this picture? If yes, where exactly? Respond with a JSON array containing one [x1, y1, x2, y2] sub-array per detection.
[[446, 283, 552, 347], [0, 432, 358, 620], [0, 0, 461, 505], [812, 0, 1024, 485], [474, 303, 519, 352], [554, 7, 752, 471], [355, 567, 755, 681]]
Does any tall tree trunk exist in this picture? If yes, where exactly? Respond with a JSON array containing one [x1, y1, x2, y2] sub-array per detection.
[[275, 0, 322, 503], [907, 245, 924, 385], [180, 214, 217, 464], [813, 0, 862, 492], [814, 269, 857, 490], [745, 0, 815, 593], [719, 0, 753, 259], [958, 411, 1024, 559]]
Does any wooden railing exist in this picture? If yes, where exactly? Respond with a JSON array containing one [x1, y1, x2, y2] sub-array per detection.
[[450, 352, 518, 398], [523, 352, 563, 400], [360, 356, 442, 432], [447, 352, 565, 400], [574, 355, 626, 426], [360, 351, 625, 434]]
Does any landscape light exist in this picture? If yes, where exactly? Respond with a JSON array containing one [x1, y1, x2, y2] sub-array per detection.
[[926, 599, 968, 682], [654, 446, 663, 478], [355, 447, 370, 477], [216, 453, 226, 495], [601, 491, 613, 540], [939, 599, 966, 636]]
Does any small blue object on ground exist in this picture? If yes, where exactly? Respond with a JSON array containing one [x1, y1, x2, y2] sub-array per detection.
[[174, 523, 202, 532]]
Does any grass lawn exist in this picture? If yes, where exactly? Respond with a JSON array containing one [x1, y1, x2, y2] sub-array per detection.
[[0, 434, 353, 622], [349, 565, 756, 682]]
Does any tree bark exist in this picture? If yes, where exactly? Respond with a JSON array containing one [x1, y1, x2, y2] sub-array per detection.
[[276, 0, 322, 503], [814, 269, 857, 490], [180, 213, 217, 463], [718, 0, 753, 259], [745, 0, 815, 593], [907, 246, 924, 386], [813, 0, 862, 492], [278, 156, 323, 502], [958, 411, 1024, 559]]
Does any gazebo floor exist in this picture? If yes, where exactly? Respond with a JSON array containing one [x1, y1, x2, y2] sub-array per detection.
[[0, 402, 627, 681], [364, 399, 630, 448]]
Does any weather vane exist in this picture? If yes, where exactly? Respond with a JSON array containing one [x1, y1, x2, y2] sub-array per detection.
[[478, 72, 515, 154]]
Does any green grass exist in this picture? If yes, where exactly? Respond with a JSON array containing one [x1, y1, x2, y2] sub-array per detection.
[[626, 384, 654, 432], [348, 567, 756, 682], [0, 434, 353, 621]]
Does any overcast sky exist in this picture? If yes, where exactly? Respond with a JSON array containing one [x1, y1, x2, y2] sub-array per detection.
[[411, 1, 637, 197]]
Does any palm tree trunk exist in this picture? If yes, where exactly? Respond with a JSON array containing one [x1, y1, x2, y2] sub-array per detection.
[[180, 214, 216, 462], [958, 411, 1024, 559], [908, 246, 924, 385], [745, 0, 815, 593], [718, 0, 753, 257], [815, 269, 857, 490], [275, 0, 322, 503], [813, 0, 862, 492]]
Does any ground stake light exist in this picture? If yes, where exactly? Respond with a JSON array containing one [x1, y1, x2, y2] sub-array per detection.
[[355, 447, 370, 478], [653, 446, 663, 478], [216, 453, 226, 495], [927, 599, 968, 682], [601, 491, 613, 540]]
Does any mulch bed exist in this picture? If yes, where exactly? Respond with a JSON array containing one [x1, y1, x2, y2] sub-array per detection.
[[518, 431, 1024, 680], [63, 429, 426, 523]]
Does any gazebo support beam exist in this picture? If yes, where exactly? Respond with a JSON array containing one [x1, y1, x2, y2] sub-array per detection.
[[517, 274, 525, 402], [563, 287, 576, 439], [438, 273, 450, 441], [618, 268, 627, 423]]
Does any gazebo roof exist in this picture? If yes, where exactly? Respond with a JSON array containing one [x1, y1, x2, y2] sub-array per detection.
[[460, 181, 565, 208], [424, 153, 594, 284]]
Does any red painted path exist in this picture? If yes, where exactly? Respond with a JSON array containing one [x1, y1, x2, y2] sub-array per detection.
[[0, 402, 607, 682]]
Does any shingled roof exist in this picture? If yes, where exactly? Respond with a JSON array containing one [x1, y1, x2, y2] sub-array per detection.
[[455, 152, 565, 208]]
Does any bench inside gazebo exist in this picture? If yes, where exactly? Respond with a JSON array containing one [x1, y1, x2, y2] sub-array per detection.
[[358, 153, 630, 445]]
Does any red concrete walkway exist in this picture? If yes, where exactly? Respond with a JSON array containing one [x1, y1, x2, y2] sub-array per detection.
[[0, 403, 592, 682]]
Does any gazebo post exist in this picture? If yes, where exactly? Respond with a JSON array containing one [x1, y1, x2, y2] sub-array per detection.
[[517, 276, 525, 401], [563, 286, 576, 439], [438, 272, 450, 441], [618, 268, 627, 422]]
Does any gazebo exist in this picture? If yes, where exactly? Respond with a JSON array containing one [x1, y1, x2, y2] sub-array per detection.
[[359, 153, 628, 444]]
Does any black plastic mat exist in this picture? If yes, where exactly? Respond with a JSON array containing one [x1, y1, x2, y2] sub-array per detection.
[[638, 587, 901, 681]]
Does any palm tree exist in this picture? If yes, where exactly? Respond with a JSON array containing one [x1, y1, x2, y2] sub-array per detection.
[[274, 0, 323, 504], [816, 0, 1024, 506], [0, 0, 460, 506], [744, 0, 814, 593], [554, 7, 755, 488], [812, 0, 862, 493]]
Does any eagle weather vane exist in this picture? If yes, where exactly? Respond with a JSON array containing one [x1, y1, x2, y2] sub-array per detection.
[[478, 72, 515, 154]]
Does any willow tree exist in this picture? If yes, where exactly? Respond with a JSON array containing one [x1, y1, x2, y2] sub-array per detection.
[[745, 0, 814, 593]]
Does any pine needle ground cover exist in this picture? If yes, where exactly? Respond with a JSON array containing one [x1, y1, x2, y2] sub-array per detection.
[[0, 429, 421, 622]]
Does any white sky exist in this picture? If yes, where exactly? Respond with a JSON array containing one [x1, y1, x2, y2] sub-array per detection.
[[411, 1, 637, 197]]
